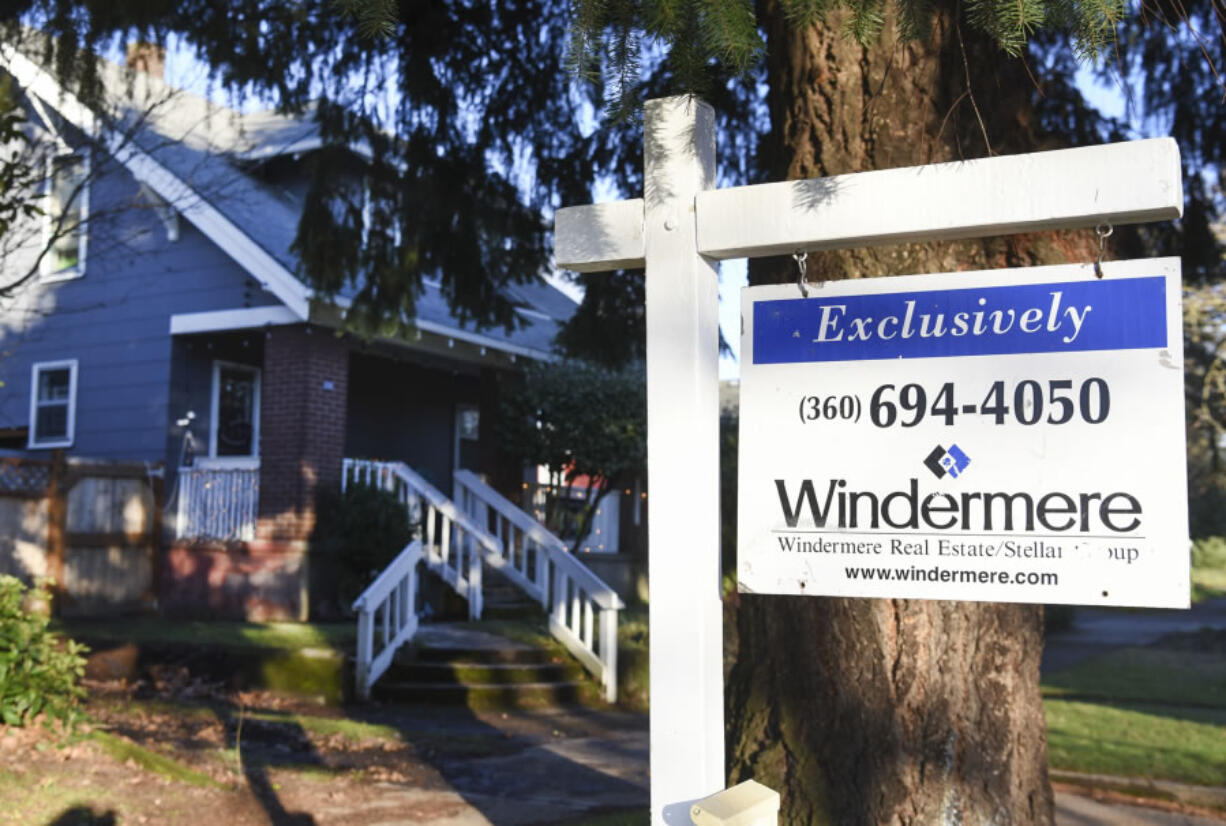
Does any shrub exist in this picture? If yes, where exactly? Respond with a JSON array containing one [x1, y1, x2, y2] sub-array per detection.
[[0, 576, 87, 729], [310, 485, 415, 619], [1192, 536, 1226, 570]]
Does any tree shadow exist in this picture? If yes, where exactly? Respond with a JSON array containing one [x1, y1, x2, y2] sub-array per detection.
[[45, 807, 116, 826], [209, 698, 320, 826], [344, 695, 648, 825]]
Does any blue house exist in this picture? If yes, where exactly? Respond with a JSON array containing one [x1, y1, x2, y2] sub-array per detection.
[[0, 41, 584, 620]]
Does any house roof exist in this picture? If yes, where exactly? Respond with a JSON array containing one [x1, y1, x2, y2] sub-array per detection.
[[2, 37, 575, 362]]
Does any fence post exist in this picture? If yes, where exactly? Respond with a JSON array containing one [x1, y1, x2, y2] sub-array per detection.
[[44, 451, 68, 614]]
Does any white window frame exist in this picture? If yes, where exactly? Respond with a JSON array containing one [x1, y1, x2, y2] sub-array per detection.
[[41, 152, 90, 282], [206, 360, 261, 466], [27, 359, 78, 449], [454, 403, 480, 472]]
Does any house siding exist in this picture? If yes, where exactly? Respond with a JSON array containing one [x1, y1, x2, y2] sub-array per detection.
[[344, 353, 483, 495], [0, 151, 282, 463]]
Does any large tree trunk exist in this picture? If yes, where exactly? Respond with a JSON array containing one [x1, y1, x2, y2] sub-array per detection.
[[727, 3, 1098, 822]]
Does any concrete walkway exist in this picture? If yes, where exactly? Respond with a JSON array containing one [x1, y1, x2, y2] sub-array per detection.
[[1056, 792, 1225, 825], [1043, 596, 1226, 671], [376, 622, 1226, 824], [327, 706, 1223, 825]]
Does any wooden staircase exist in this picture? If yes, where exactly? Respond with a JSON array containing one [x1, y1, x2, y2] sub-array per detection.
[[345, 459, 624, 703]]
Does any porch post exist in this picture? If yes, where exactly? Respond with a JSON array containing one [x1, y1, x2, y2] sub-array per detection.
[[257, 323, 350, 619]]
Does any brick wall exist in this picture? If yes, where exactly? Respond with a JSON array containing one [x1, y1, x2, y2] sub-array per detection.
[[257, 325, 349, 541]]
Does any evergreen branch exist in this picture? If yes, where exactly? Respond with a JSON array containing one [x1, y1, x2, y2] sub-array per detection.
[[897, 0, 935, 41], [698, 0, 765, 76], [332, 0, 397, 38]]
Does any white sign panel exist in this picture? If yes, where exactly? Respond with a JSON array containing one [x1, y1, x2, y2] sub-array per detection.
[[738, 258, 1189, 608]]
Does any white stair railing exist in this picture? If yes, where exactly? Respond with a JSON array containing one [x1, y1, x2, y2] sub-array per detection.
[[352, 538, 422, 700], [343, 459, 497, 621], [454, 469, 624, 703]]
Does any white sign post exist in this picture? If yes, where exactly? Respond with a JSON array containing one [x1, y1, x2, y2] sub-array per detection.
[[554, 95, 1183, 825], [739, 258, 1189, 607]]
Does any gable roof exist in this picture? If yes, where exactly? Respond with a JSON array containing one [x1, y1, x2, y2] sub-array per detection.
[[0, 37, 575, 362]]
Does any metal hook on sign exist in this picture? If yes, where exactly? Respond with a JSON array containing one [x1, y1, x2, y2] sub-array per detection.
[[1093, 222, 1113, 280], [794, 250, 809, 297]]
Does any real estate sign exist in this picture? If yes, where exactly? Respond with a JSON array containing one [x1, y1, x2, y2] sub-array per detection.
[[737, 257, 1190, 608]]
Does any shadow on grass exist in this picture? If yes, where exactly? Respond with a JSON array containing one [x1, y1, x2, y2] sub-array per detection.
[[212, 699, 320, 826], [45, 807, 116, 825], [99, 696, 320, 825]]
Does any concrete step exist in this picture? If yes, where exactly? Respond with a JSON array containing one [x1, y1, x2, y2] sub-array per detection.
[[373, 679, 595, 709], [413, 643, 555, 665], [385, 659, 585, 686], [480, 600, 541, 619], [377, 621, 604, 711]]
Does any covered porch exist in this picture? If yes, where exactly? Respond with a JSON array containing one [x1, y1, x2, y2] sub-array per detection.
[[161, 314, 526, 620]]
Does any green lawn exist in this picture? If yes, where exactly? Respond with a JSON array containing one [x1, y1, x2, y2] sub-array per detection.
[[1041, 630, 1226, 787], [56, 618, 355, 652], [1192, 537, 1226, 603], [1043, 646, 1226, 709], [1193, 564, 1226, 603], [1044, 700, 1226, 786], [89, 730, 223, 789]]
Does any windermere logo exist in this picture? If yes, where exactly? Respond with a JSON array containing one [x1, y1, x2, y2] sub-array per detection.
[[925, 444, 971, 479]]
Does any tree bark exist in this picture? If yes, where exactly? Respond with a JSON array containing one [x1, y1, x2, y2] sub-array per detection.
[[728, 2, 1098, 822]]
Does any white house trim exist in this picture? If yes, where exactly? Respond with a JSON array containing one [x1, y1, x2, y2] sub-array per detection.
[[325, 289, 558, 362], [413, 318, 556, 362], [27, 358, 78, 449], [25, 92, 69, 152], [0, 42, 311, 320], [169, 305, 300, 335], [235, 135, 376, 163]]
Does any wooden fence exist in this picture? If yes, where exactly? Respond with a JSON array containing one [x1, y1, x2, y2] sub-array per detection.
[[0, 454, 162, 616]]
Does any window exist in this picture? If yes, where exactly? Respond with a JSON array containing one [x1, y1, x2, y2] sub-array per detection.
[[43, 154, 89, 280], [28, 360, 78, 448], [454, 404, 479, 471], [209, 362, 260, 460]]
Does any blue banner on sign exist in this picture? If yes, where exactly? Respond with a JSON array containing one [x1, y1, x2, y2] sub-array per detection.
[[753, 276, 1167, 364]]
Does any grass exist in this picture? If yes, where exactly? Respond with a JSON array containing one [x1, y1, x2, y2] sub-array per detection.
[[1192, 564, 1226, 603], [617, 605, 649, 713], [1041, 619, 1226, 788], [1042, 647, 1226, 709], [244, 709, 401, 743], [56, 617, 355, 652], [89, 730, 223, 789], [1191, 537, 1226, 603], [1044, 700, 1226, 786]]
